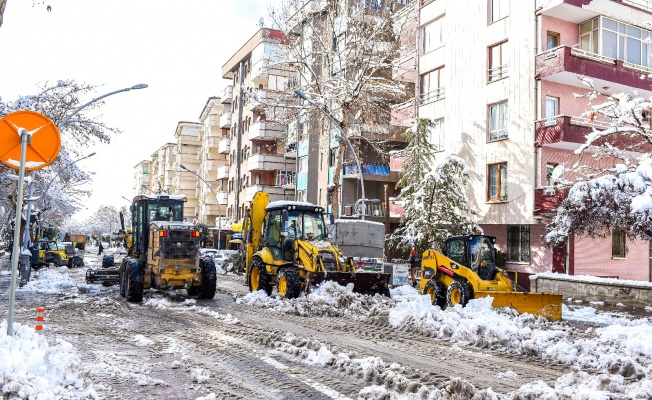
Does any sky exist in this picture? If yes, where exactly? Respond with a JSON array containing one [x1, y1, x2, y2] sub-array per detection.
[[0, 0, 272, 220]]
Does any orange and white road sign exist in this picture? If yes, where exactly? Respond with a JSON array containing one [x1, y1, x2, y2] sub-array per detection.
[[0, 110, 61, 171]]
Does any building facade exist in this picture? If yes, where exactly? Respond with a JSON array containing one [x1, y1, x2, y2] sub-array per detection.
[[414, 0, 651, 281], [173, 122, 202, 222], [132, 160, 152, 196]]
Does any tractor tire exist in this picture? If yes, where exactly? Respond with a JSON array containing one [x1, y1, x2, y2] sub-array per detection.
[[446, 281, 473, 308], [424, 280, 447, 309], [197, 258, 217, 299], [118, 263, 126, 297], [277, 268, 302, 299], [125, 260, 144, 303], [248, 258, 272, 296], [102, 255, 115, 269], [187, 285, 199, 296]]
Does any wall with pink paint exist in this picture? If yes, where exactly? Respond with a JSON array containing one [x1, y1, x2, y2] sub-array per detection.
[[480, 224, 552, 275], [540, 15, 579, 51], [540, 81, 608, 119], [574, 235, 650, 281]]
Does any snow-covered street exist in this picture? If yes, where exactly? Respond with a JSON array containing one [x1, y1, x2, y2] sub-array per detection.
[[2, 249, 652, 399]]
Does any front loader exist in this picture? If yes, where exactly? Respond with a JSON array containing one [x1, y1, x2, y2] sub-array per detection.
[[86, 194, 217, 302], [242, 192, 390, 298], [419, 235, 562, 320]]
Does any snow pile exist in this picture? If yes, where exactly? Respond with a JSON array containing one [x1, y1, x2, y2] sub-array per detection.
[[0, 320, 96, 399], [190, 368, 210, 383], [236, 281, 392, 317], [143, 297, 240, 325], [18, 266, 78, 294]]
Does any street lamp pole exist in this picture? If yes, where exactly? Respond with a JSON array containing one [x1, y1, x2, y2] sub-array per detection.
[[180, 164, 224, 250], [293, 89, 366, 220]]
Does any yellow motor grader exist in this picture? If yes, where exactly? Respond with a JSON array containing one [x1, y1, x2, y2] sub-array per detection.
[[419, 235, 562, 320], [242, 192, 390, 298]]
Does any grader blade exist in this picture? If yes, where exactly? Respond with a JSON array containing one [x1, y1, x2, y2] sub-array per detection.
[[476, 291, 563, 321], [85, 268, 120, 286], [305, 271, 391, 297]]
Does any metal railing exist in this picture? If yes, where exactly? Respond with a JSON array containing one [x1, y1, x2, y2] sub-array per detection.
[[419, 87, 445, 104], [487, 64, 509, 82]]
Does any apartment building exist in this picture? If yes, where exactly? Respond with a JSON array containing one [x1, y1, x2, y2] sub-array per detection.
[[221, 28, 296, 222], [150, 142, 176, 196], [197, 96, 230, 246], [172, 122, 202, 222], [132, 160, 152, 196], [414, 0, 651, 281]]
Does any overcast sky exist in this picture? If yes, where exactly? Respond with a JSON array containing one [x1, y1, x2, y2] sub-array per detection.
[[0, 0, 271, 220]]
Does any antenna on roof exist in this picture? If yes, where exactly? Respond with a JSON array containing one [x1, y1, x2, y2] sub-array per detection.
[[259, 17, 265, 27]]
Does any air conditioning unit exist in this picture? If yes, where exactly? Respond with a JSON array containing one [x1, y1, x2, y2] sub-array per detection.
[[543, 187, 556, 196]]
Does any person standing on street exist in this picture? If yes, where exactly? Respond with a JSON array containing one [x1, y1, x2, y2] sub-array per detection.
[[98, 241, 104, 255], [408, 249, 421, 288]]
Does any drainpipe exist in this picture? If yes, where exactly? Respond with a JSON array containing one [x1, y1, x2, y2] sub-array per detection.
[[235, 60, 245, 221]]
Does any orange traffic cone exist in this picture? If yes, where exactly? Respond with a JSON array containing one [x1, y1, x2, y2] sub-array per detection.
[[35, 307, 45, 332]]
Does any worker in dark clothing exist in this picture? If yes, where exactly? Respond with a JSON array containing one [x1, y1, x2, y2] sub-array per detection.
[[408, 248, 422, 288], [98, 242, 104, 255]]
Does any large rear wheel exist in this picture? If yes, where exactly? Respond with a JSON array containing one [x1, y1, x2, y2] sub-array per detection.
[[125, 260, 143, 303], [446, 281, 473, 307], [277, 268, 301, 299], [248, 258, 271, 296], [423, 280, 447, 309], [198, 258, 217, 299]]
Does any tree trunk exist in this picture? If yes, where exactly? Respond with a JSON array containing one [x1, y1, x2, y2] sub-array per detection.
[[330, 142, 346, 218], [0, 0, 6, 28]]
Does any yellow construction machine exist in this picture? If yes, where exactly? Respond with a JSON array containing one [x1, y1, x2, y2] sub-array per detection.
[[419, 235, 562, 320], [242, 192, 390, 298]]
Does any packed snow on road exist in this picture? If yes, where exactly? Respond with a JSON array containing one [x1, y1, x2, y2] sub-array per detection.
[[1, 249, 651, 399]]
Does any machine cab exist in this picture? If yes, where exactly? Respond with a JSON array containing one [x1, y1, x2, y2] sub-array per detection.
[[130, 194, 186, 257], [443, 235, 498, 281], [263, 202, 327, 261]]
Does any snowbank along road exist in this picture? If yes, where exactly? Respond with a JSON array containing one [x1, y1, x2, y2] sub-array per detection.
[[1, 248, 651, 399]]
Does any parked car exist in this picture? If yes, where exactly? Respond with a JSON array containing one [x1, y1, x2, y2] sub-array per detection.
[[198, 248, 218, 260], [212, 250, 238, 269]]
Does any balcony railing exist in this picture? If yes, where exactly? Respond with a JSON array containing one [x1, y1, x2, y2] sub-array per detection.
[[342, 202, 385, 218], [222, 85, 233, 103], [217, 165, 229, 180], [390, 99, 416, 127], [623, 0, 652, 11], [487, 64, 508, 82], [343, 163, 390, 176], [392, 52, 416, 82], [534, 187, 567, 216], [249, 121, 284, 140], [220, 112, 232, 129], [218, 137, 231, 154], [276, 172, 296, 188], [535, 115, 596, 145], [420, 87, 445, 104]]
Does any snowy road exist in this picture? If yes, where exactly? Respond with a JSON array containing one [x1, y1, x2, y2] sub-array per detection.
[[1, 250, 651, 399]]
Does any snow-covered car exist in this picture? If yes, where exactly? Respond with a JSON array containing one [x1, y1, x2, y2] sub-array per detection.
[[212, 251, 236, 268], [198, 248, 218, 260]]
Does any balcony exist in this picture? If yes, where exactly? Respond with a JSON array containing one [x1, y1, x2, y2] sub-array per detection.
[[341, 202, 385, 218], [389, 154, 404, 173], [220, 112, 232, 129], [535, 115, 594, 145], [222, 85, 233, 104], [535, 46, 652, 93], [217, 165, 229, 180], [276, 171, 296, 189], [218, 137, 231, 154], [206, 114, 220, 128], [177, 153, 197, 164], [285, 142, 297, 157], [392, 52, 416, 82], [205, 159, 227, 171], [534, 187, 567, 217], [537, 0, 649, 23], [390, 99, 415, 128], [245, 184, 289, 202], [419, 87, 445, 105], [343, 163, 400, 182], [203, 203, 224, 216], [247, 90, 280, 111], [249, 121, 284, 140], [247, 153, 292, 172]]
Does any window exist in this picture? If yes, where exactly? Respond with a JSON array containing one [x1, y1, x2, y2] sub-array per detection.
[[428, 119, 445, 151], [547, 31, 559, 50], [422, 16, 444, 54], [420, 66, 445, 103], [489, 0, 508, 23], [488, 162, 507, 201], [507, 225, 530, 263], [546, 163, 558, 186], [545, 96, 559, 126], [489, 101, 508, 141], [488, 41, 508, 81], [580, 16, 652, 68], [298, 156, 308, 173], [329, 148, 336, 167], [612, 228, 627, 258]]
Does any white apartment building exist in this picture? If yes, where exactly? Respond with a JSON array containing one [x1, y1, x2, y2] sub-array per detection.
[[221, 28, 296, 222], [150, 142, 176, 196], [132, 160, 152, 196], [413, 0, 652, 282], [173, 122, 201, 222]]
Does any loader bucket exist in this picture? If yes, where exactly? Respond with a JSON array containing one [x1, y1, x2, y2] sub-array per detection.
[[476, 291, 563, 321], [305, 271, 391, 297]]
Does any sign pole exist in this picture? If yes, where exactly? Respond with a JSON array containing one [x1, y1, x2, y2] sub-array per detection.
[[7, 128, 30, 336]]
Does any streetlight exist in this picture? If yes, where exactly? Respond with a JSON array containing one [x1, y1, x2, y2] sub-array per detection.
[[179, 164, 224, 250], [293, 89, 368, 220], [59, 83, 148, 128]]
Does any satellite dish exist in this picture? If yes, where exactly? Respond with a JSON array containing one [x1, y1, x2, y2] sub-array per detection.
[[259, 17, 265, 27]]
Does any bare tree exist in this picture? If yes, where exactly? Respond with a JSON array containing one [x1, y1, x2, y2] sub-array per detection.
[[265, 0, 412, 215]]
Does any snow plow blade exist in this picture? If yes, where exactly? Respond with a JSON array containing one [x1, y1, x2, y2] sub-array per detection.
[[85, 268, 120, 286], [476, 291, 563, 321], [305, 271, 391, 297]]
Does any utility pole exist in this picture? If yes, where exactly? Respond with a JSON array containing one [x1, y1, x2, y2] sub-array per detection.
[[235, 60, 245, 221]]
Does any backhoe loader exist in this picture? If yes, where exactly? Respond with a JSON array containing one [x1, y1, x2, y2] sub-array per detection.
[[242, 192, 391, 298], [85, 194, 217, 302], [419, 235, 562, 320]]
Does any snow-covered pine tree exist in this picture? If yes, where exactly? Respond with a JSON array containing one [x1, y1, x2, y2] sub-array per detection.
[[545, 83, 652, 246], [389, 119, 481, 252]]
